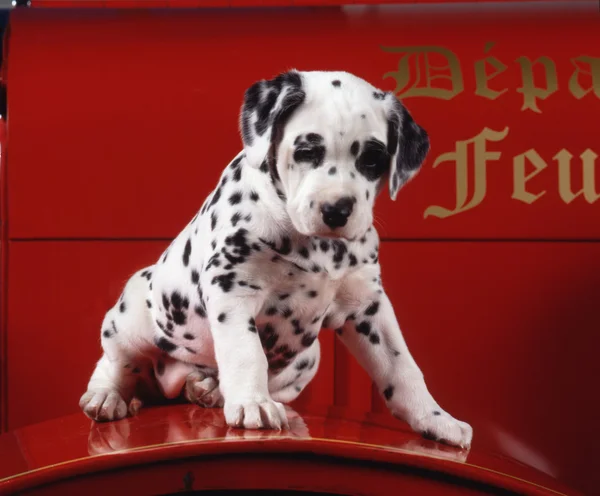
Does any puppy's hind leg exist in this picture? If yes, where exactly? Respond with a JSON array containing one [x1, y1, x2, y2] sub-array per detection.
[[80, 269, 154, 422]]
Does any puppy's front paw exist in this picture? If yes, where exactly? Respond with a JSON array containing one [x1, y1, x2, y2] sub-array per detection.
[[79, 389, 132, 422], [224, 397, 289, 430], [410, 410, 473, 449]]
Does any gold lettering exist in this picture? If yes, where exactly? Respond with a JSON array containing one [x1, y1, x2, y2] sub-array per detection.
[[381, 46, 464, 100], [424, 127, 510, 219], [569, 56, 600, 100], [475, 42, 508, 100], [556, 149, 600, 204], [516, 56, 558, 113], [512, 150, 547, 204]]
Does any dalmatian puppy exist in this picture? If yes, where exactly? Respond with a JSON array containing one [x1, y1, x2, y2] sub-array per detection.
[[80, 70, 473, 449]]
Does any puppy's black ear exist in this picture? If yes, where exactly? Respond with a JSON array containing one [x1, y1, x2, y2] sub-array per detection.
[[386, 97, 430, 200], [240, 70, 306, 169]]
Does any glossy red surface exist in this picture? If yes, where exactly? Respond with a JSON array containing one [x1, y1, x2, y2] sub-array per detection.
[[0, 405, 582, 495], [1, 4, 599, 496]]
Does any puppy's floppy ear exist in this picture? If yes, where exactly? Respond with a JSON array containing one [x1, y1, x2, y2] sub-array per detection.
[[240, 70, 306, 169], [386, 97, 430, 201]]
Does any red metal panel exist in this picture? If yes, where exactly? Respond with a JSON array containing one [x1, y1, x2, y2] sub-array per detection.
[[5, 6, 600, 240], [333, 337, 373, 410]]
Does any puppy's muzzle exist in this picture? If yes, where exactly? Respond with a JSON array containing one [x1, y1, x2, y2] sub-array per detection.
[[320, 197, 354, 229]]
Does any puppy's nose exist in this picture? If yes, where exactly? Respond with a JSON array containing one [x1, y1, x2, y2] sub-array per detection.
[[321, 197, 354, 229]]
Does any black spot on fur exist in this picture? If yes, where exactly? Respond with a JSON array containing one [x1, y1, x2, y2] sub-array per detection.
[[282, 308, 293, 319], [183, 333, 195, 340], [233, 166, 243, 182], [266, 306, 278, 316], [433, 410, 441, 416], [332, 240, 347, 265], [172, 310, 186, 326], [218, 312, 227, 323], [307, 290, 318, 298], [250, 190, 259, 202], [350, 141, 359, 157], [331, 80, 341, 87], [191, 270, 200, 284], [356, 321, 371, 336], [373, 91, 386, 100], [231, 212, 242, 226], [155, 337, 178, 353], [301, 333, 317, 347], [171, 291, 188, 309], [212, 272, 236, 292], [299, 246, 309, 259], [229, 191, 242, 205], [146, 299, 152, 309], [230, 155, 244, 169], [183, 239, 192, 267], [207, 257, 222, 273], [369, 333, 380, 344], [119, 301, 126, 313], [248, 318, 258, 333], [208, 186, 222, 210], [260, 236, 292, 256], [211, 212, 218, 231], [383, 385, 394, 400], [296, 359, 309, 370], [365, 301, 380, 316], [222, 228, 254, 267]]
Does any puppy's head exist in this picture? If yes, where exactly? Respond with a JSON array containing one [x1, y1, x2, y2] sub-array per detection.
[[240, 70, 429, 240]]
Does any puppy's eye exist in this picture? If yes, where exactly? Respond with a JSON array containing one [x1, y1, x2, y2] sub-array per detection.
[[293, 146, 325, 168], [356, 148, 389, 181]]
